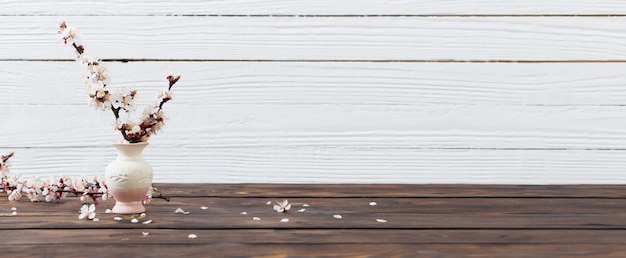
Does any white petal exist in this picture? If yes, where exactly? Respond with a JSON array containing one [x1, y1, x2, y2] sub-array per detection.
[[252, 217, 261, 221], [140, 213, 147, 218], [280, 218, 289, 222], [88, 204, 96, 212], [80, 204, 88, 213], [11, 211, 17, 216], [142, 232, 150, 236], [93, 218, 100, 222], [142, 220, 152, 224], [302, 204, 310, 207], [266, 201, 272, 205], [240, 211, 247, 215], [78, 213, 86, 220], [333, 214, 342, 219], [376, 219, 387, 223], [188, 234, 197, 239], [285, 204, 291, 210], [131, 218, 139, 223], [201, 206, 209, 210], [114, 217, 123, 221], [298, 208, 306, 213], [174, 208, 189, 214], [369, 202, 377, 206], [10, 207, 16, 211], [88, 212, 96, 220], [105, 209, 112, 213]]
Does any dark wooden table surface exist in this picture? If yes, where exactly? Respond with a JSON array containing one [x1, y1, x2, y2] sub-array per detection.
[[2, 184, 626, 257]]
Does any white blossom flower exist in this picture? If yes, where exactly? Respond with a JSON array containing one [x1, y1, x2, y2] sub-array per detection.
[[26, 187, 43, 202], [79, 204, 96, 220], [8, 190, 21, 201], [129, 124, 142, 135], [8, 183, 23, 201], [101, 188, 109, 201], [273, 199, 291, 213], [57, 22, 79, 45], [158, 89, 173, 101], [143, 186, 153, 205]]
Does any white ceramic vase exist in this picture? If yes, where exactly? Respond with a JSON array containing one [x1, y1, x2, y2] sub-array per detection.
[[105, 142, 153, 214]]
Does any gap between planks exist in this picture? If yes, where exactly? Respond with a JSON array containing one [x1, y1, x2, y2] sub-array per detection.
[[4, 14, 626, 17], [154, 184, 626, 198], [6, 59, 626, 63]]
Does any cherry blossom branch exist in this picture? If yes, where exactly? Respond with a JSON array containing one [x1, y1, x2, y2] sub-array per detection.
[[58, 21, 180, 143], [0, 181, 168, 203]]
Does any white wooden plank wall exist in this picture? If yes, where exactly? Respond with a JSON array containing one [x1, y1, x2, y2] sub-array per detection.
[[1, 1, 626, 184]]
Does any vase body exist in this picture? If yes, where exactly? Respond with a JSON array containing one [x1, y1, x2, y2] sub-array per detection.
[[105, 142, 153, 214]]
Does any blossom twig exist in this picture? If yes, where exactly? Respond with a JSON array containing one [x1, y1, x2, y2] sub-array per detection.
[[58, 21, 181, 143]]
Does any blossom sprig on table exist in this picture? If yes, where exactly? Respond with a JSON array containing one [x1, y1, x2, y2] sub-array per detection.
[[57, 21, 181, 143], [1, 174, 168, 204], [1, 174, 110, 203]]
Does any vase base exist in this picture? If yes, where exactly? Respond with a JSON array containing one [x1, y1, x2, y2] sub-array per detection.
[[112, 201, 145, 214], [108, 188, 149, 214]]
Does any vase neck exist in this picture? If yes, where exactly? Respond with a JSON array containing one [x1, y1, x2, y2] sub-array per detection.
[[113, 142, 148, 160]]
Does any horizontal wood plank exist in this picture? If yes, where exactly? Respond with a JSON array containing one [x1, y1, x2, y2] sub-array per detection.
[[5, 244, 625, 258], [5, 147, 626, 184], [3, 104, 626, 149], [5, 229, 626, 245], [6, 61, 626, 106], [4, 16, 626, 60], [3, 0, 626, 15], [7, 197, 626, 214], [3, 197, 626, 230]]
